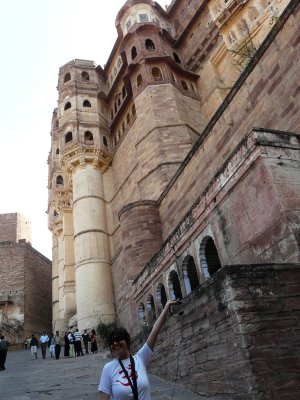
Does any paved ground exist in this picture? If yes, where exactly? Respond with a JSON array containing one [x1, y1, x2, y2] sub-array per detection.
[[0, 348, 202, 399]]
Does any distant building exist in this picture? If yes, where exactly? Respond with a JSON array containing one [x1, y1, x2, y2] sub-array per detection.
[[48, 1, 299, 397], [0, 213, 52, 347]]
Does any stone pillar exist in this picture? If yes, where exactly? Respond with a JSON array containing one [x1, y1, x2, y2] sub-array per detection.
[[62, 210, 76, 322], [62, 145, 116, 331]]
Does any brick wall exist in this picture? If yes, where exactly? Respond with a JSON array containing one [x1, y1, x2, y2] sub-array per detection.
[[132, 264, 300, 399]]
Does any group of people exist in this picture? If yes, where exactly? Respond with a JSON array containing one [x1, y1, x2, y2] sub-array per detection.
[[2, 299, 181, 399], [27, 328, 98, 360]]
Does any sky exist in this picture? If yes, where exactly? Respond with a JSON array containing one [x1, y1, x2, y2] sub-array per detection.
[[0, 0, 171, 260]]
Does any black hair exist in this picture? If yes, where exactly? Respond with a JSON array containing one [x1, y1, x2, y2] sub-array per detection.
[[108, 327, 131, 350]]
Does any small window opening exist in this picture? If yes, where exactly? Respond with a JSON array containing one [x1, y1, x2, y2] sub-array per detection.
[[81, 71, 90, 81], [64, 73, 71, 83], [181, 80, 188, 90], [64, 102, 71, 111], [84, 131, 93, 144], [65, 131, 73, 143], [173, 52, 181, 63], [131, 46, 137, 60], [152, 67, 163, 81], [137, 74, 143, 87], [83, 99, 91, 107], [56, 175, 64, 187], [103, 136, 108, 147], [145, 39, 155, 50]]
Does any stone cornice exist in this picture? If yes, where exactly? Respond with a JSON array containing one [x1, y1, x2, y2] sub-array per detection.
[[61, 144, 112, 173]]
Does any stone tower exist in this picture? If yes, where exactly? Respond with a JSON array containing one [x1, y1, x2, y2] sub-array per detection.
[[48, 60, 115, 331]]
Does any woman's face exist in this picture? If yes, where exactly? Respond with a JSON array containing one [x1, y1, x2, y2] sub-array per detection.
[[109, 335, 130, 359]]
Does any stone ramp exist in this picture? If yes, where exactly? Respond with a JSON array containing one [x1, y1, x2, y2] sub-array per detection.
[[0, 349, 202, 399]]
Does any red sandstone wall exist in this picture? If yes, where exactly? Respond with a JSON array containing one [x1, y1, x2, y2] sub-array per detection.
[[132, 264, 300, 399], [159, 3, 300, 247], [24, 245, 52, 337]]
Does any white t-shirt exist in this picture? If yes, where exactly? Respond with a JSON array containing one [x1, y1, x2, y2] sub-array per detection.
[[98, 343, 153, 400]]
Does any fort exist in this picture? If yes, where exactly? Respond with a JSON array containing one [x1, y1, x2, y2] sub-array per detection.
[[48, 0, 300, 397], [0, 213, 52, 347]]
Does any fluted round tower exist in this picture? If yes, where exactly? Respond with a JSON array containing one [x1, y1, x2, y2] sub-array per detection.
[[48, 60, 116, 331]]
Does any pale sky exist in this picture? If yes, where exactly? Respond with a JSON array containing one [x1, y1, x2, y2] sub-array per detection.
[[0, 0, 171, 260]]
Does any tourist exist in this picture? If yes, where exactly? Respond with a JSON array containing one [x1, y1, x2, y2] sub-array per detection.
[[54, 331, 62, 359], [68, 331, 75, 357], [82, 329, 90, 354], [64, 331, 70, 357], [98, 299, 181, 400], [30, 334, 38, 359], [0, 334, 9, 371], [49, 333, 55, 358], [39, 331, 49, 359], [91, 329, 98, 354], [74, 328, 84, 356]]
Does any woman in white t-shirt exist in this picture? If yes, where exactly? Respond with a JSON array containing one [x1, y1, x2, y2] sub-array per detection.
[[98, 299, 181, 400]]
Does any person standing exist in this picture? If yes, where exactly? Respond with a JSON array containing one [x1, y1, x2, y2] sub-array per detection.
[[30, 334, 38, 359], [49, 333, 55, 358], [82, 329, 90, 354], [39, 332, 49, 359], [0, 334, 9, 371], [54, 331, 61, 360], [74, 328, 84, 356], [68, 331, 75, 358], [98, 299, 180, 400], [91, 329, 98, 354], [64, 332, 70, 357]]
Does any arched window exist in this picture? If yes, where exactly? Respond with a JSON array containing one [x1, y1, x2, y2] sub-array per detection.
[[173, 52, 181, 63], [103, 136, 108, 147], [126, 113, 130, 124], [199, 236, 222, 279], [152, 67, 163, 81], [146, 294, 156, 322], [56, 148, 60, 155], [117, 97, 121, 106], [132, 104, 136, 117], [156, 283, 167, 312], [182, 255, 199, 295], [122, 86, 126, 98], [65, 131, 73, 143], [122, 122, 125, 132], [84, 131, 93, 144], [131, 46, 137, 60], [138, 303, 146, 327], [64, 102, 71, 111], [54, 210, 58, 217], [181, 80, 188, 91], [168, 270, 182, 300], [137, 74, 143, 87], [81, 71, 90, 81], [114, 103, 117, 113], [56, 175, 64, 187], [83, 99, 91, 107], [64, 73, 71, 83], [145, 39, 155, 50]]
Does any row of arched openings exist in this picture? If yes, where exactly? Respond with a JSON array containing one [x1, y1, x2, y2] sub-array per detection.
[[111, 86, 127, 120], [62, 131, 107, 147], [63, 71, 89, 84], [113, 104, 136, 148], [64, 99, 91, 111], [138, 236, 221, 327]]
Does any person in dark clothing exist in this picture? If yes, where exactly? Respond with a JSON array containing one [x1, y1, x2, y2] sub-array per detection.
[[64, 332, 70, 357], [90, 329, 98, 354], [82, 329, 90, 354], [54, 331, 61, 360], [0, 335, 9, 370], [30, 334, 38, 359]]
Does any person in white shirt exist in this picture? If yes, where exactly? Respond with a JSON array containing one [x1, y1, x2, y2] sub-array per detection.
[[98, 299, 181, 400], [39, 332, 49, 359]]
